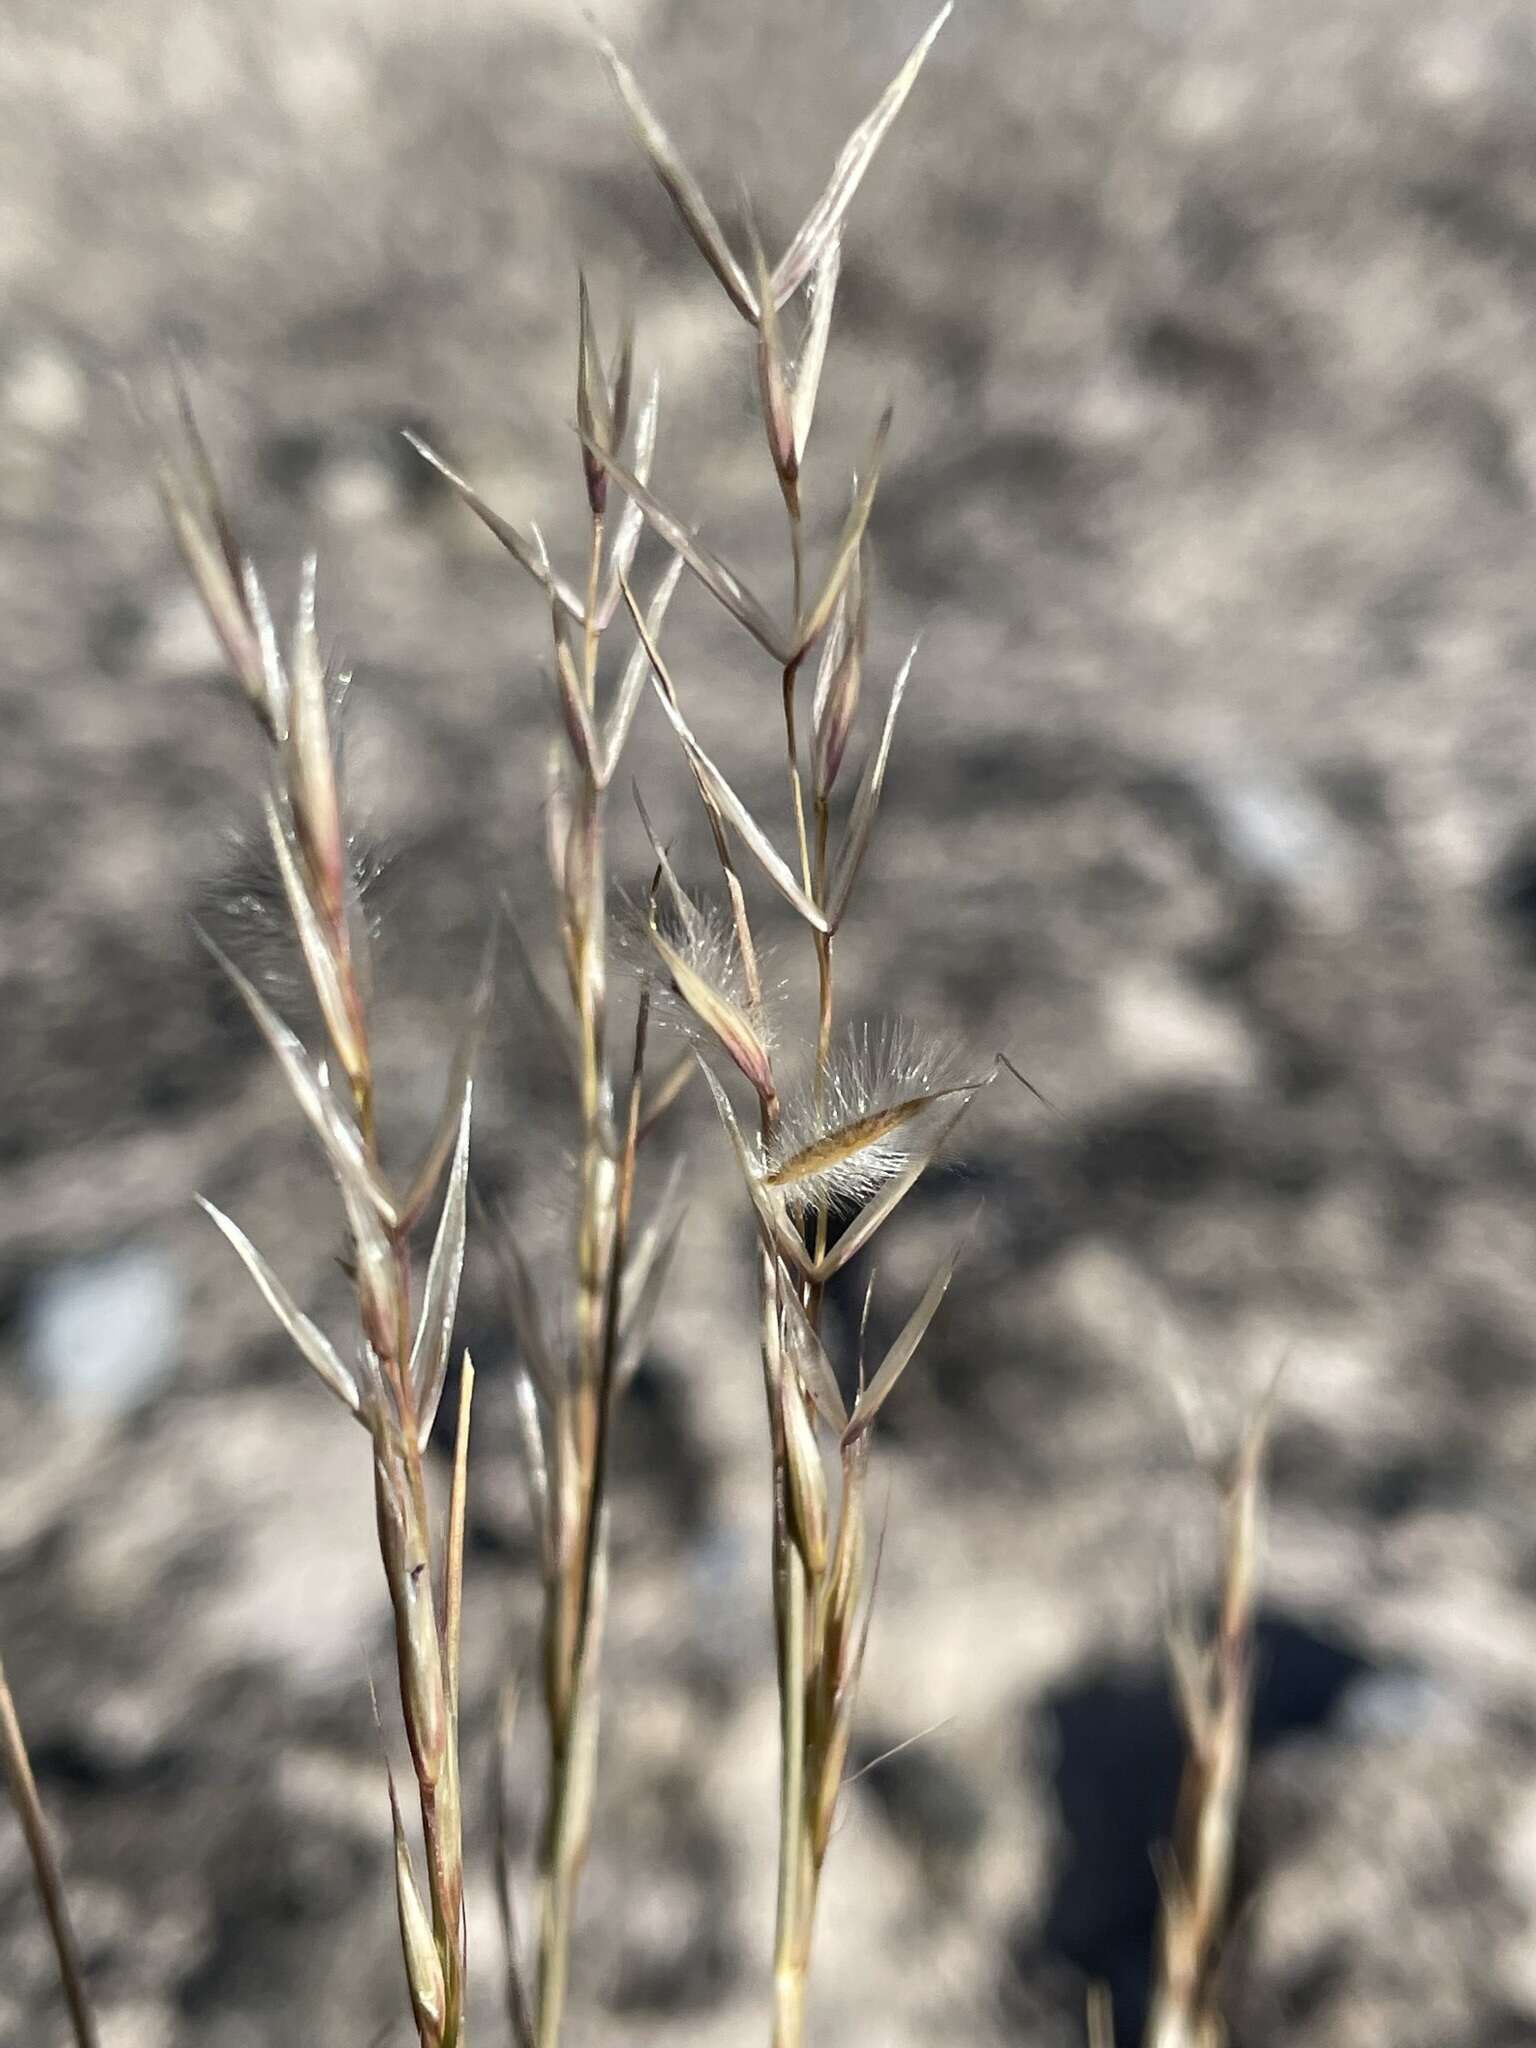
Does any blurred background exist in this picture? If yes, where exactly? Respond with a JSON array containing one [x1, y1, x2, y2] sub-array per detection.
[[7, 0, 1536, 2042]]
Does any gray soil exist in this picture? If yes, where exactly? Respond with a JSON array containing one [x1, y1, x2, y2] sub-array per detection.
[[6, 2, 1536, 2043]]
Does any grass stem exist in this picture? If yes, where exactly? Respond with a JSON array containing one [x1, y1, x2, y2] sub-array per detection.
[[0, 1656, 99, 2048]]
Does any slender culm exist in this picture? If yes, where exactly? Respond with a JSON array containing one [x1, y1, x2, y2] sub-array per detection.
[[413, 264, 689, 2045], [152, 395, 480, 2048], [586, 11, 985, 2041]]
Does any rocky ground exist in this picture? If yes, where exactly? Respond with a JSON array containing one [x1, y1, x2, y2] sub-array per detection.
[[7, 1, 1536, 2043]]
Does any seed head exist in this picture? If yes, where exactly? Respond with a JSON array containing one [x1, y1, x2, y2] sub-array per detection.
[[763, 1020, 973, 1216], [626, 885, 779, 1097]]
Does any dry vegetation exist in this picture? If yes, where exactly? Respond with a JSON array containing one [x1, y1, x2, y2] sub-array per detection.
[[4, 12, 1272, 2046]]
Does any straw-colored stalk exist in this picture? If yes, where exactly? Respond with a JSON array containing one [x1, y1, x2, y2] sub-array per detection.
[[0, 1655, 99, 2048], [151, 401, 479, 2048], [411, 283, 688, 2048], [1143, 1394, 1274, 2048], [586, 13, 964, 2042]]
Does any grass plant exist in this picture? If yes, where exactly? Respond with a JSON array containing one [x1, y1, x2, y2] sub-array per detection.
[[568, 13, 1002, 2039], [149, 396, 483, 2047], [0, 11, 1269, 2046], [409, 266, 688, 2048]]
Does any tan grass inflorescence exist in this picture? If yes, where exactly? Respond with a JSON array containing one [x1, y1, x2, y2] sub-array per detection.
[[145, 384, 483, 2048], [0, 13, 1276, 2048]]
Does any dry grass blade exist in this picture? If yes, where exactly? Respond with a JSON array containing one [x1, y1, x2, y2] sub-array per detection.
[[196, 1196, 362, 1414], [165, 362, 476, 2048], [576, 273, 615, 450], [656, 683, 827, 932], [592, 25, 759, 322], [263, 793, 365, 1090], [408, 1082, 472, 1450], [697, 1062, 814, 1276], [199, 932, 400, 1227], [812, 1080, 982, 1281], [401, 932, 497, 1228], [827, 639, 918, 931], [141, 365, 277, 733], [444, 1351, 476, 1719], [492, 1685, 536, 2048], [747, 209, 798, 490], [1145, 1381, 1273, 2048], [648, 906, 776, 1104], [0, 1656, 100, 2048], [780, 1367, 830, 1574], [812, 563, 865, 797], [550, 615, 601, 780], [239, 561, 290, 731], [577, 272, 614, 516], [152, 451, 270, 730], [601, 550, 685, 783], [580, 428, 789, 659], [166, 348, 243, 590], [856, 1270, 877, 1387], [841, 1211, 975, 1446], [609, 311, 637, 447], [545, 740, 577, 904], [811, 1517, 885, 1858], [634, 784, 707, 947], [599, 987, 652, 1409], [340, 1178, 403, 1383], [624, 620, 767, 987], [387, 1769, 448, 2039], [791, 231, 841, 467], [285, 556, 346, 922], [403, 432, 586, 623], [811, 583, 852, 741], [770, 1, 954, 305], [627, 587, 829, 932], [793, 404, 892, 657], [510, 1366, 556, 1577], [573, 993, 653, 1710], [596, 373, 662, 630], [778, 1270, 849, 1430]]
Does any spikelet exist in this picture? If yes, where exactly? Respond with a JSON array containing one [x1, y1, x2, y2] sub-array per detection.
[[651, 892, 765, 1033], [762, 1020, 975, 1216], [624, 879, 781, 1098]]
